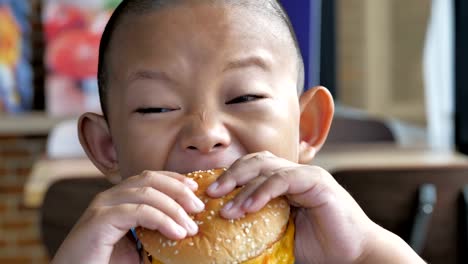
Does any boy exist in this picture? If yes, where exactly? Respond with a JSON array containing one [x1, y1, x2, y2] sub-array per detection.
[[52, 0, 425, 263]]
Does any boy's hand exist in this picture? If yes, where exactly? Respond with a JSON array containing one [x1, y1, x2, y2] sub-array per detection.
[[51, 171, 205, 264], [206, 151, 424, 264]]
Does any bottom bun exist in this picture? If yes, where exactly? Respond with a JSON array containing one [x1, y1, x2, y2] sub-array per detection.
[[144, 217, 295, 264]]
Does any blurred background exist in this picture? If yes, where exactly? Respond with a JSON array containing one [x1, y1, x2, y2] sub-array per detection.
[[0, 0, 466, 263]]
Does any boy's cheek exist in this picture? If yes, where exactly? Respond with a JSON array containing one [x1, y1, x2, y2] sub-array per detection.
[[236, 123, 299, 162], [116, 140, 172, 178]]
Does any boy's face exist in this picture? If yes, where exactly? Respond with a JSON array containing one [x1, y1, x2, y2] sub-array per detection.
[[106, 3, 303, 177]]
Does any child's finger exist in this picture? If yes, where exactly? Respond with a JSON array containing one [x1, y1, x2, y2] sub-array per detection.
[[100, 187, 200, 236], [97, 203, 189, 242], [218, 175, 268, 219], [241, 166, 332, 212], [238, 171, 294, 214], [220, 166, 331, 218], [122, 170, 198, 191], [103, 173, 205, 214], [207, 151, 291, 197]]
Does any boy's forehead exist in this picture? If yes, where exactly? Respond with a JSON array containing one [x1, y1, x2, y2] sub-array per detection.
[[112, 3, 293, 56], [106, 2, 297, 98]]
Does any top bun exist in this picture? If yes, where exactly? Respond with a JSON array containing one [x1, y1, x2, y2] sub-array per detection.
[[136, 168, 291, 264]]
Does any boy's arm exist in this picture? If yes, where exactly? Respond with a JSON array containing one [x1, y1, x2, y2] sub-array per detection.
[[357, 223, 425, 264], [51, 171, 204, 264], [207, 151, 426, 264]]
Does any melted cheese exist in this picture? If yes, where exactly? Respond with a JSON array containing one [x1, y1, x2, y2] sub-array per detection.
[[150, 218, 295, 264]]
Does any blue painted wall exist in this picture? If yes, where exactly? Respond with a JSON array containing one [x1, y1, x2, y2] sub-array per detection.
[[281, 0, 321, 91]]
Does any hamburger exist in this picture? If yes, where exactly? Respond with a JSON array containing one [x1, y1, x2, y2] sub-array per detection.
[[136, 168, 295, 264]]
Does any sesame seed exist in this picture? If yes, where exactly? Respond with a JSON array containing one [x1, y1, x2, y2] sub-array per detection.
[[174, 250, 179, 255]]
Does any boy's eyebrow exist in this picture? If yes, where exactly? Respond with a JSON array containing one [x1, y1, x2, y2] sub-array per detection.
[[127, 70, 177, 85], [127, 54, 273, 84], [223, 54, 272, 73]]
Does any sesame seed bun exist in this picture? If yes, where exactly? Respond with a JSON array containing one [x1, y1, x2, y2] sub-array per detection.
[[136, 168, 294, 264]]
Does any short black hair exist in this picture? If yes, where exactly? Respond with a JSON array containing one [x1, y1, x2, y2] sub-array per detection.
[[98, 0, 305, 119]]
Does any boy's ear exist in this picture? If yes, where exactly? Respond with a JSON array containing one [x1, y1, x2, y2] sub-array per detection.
[[298, 86, 334, 164], [78, 113, 120, 181]]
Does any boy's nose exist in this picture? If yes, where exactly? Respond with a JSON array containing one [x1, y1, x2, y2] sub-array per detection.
[[179, 112, 231, 154]]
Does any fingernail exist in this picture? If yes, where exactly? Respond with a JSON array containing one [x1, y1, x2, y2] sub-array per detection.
[[186, 219, 199, 235], [179, 208, 198, 234], [185, 178, 198, 190], [192, 197, 205, 211], [207, 182, 219, 193], [222, 201, 234, 213], [174, 224, 187, 237], [243, 198, 253, 209]]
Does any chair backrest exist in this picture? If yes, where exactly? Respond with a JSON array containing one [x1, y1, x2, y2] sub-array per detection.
[[333, 165, 468, 264], [40, 177, 112, 258], [327, 115, 395, 144]]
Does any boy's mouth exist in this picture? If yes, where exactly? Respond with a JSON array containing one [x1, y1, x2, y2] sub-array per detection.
[[165, 144, 248, 174], [165, 153, 241, 174]]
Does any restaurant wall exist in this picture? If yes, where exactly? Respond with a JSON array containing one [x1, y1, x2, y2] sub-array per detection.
[[0, 136, 48, 263]]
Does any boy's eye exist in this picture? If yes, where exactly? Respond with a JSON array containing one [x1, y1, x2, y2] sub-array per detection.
[[226, 94, 265, 104], [135, 107, 177, 114]]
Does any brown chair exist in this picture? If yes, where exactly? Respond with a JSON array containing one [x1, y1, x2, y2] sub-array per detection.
[[327, 115, 395, 144], [333, 165, 468, 264], [40, 177, 112, 258]]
